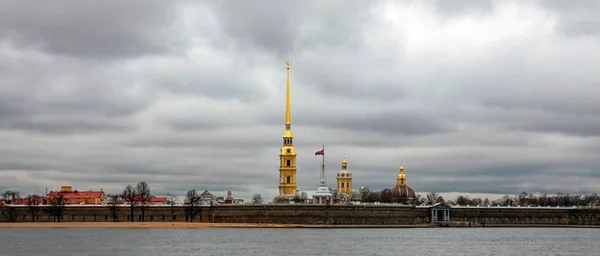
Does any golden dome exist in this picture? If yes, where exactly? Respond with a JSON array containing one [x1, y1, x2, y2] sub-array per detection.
[[397, 173, 406, 179], [283, 129, 293, 138]]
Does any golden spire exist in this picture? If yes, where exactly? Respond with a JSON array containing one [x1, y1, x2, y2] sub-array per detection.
[[285, 60, 291, 127]]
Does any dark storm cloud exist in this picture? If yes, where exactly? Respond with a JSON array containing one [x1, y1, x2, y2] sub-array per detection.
[[0, 0, 178, 58], [0, 52, 148, 134]]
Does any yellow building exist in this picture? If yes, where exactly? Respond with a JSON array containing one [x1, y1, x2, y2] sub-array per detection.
[[47, 186, 105, 205], [336, 158, 352, 195], [278, 61, 297, 198]]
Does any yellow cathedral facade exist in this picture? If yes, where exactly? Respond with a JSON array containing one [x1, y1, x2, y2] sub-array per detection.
[[336, 158, 352, 195], [278, 61, 297, 198]]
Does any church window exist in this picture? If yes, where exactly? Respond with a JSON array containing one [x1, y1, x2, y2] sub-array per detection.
[[287, 176, 291, 184], [341, 183, 344, 188], [286, 149, 291, 154], [286, 160, 291, 166]]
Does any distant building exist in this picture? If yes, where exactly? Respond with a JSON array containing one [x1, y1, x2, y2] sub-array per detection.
[[224, 191, 245, 204], [47, 186, 105, 205], [225, 191, 233, 204], [232, 198, 245, 204], [200, 190, 217, 201]]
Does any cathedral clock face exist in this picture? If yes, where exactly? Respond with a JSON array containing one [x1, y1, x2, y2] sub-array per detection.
[[286, 149, 291, 154]]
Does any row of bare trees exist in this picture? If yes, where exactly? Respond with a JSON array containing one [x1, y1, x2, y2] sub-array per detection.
[[15, 193, 68, 222], [454, 192, 600, 207]]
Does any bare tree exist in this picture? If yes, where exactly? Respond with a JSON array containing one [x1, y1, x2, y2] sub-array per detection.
[[360, 187, 371, 202], [380, 189, 392, 203], [25, 194, 42, 222], [166, 193, 177, 219], [426, 193, 438, 205], [107, 194, 120, 222], [185, 189, 201, 222], [331, 190, 339, 203], [46, 193, 67, 222], [300, 192, 308, 203], [136, 181, 152, 222], [2, 190, 20, 204], [350, 191, 362, 202], [123, 185, 138, 222], [252, 193, 264, 204]]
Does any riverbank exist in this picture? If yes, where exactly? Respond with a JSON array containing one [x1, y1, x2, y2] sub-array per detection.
[[0, 222, 436, 229], [1, 222, 599, 229]]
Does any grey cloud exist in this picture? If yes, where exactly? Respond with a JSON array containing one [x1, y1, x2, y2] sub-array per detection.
[[0, 0, 179, 58], [426, 0, 497, 17], [0, 117, 132, 135], [299, 110, 450, 136], [205, 0, 375, 57], [1, 1, 600, 200], [0, 56, 148, 134], [538, 0, 600, 37]]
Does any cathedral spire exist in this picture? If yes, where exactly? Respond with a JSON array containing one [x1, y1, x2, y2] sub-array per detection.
[[285, 60, 291, 130], [279, 60, 297, 199]]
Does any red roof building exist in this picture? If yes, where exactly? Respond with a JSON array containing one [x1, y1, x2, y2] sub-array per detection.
[[16, 195, 46, 205], [123, 195, 167, 205], [46, 186, 105, 205]]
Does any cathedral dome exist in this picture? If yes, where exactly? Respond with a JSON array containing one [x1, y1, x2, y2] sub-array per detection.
[[391, 186, 416, 198]]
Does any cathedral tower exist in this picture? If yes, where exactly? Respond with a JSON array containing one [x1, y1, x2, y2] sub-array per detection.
[[336, 158, 352, 195], [278, 61, 297, 199]]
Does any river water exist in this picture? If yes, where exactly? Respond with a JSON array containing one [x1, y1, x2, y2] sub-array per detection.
[[0, 227, 598, 255]]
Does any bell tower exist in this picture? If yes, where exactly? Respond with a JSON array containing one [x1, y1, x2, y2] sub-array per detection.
[[278, 61, 297, 199], [336, 158, 352, 195]]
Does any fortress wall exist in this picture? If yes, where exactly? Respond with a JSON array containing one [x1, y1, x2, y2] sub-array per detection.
[[210, 205, 429, 224], [451, 207, 600, 225], [1, 205, 598, 225]]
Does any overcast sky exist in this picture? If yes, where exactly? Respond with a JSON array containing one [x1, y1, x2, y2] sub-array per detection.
[[1, 0, 599, 200]]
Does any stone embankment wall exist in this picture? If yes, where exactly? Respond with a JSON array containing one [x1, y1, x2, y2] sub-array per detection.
[[1, 205, 598, 226], [451, 207, 599, 225]]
